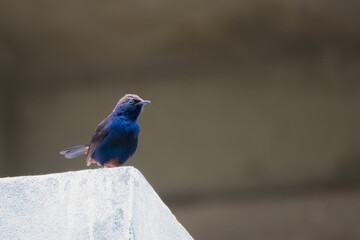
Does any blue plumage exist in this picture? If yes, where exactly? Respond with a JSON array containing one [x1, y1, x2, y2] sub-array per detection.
[[60, 94, 150, 167]]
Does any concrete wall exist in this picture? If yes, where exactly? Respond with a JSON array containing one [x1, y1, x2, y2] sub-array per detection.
[[0, 0, 360, 199]]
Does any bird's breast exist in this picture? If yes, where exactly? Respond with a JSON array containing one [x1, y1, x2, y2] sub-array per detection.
[[108, 119, 139, 146], [112, 120, 139, 135]]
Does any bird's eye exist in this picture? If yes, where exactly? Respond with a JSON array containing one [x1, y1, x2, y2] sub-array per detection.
[[128, 98, 135, 104]]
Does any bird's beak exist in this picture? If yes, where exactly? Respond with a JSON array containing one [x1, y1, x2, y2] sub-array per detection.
[[137, 100, 151, 105]]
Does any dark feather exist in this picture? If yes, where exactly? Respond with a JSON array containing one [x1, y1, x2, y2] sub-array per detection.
[[60, 144, 89, 159], [86, 116, 112, 166]]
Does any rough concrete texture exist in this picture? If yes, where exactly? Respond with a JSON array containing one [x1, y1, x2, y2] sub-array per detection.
[[0, 167, 193, 240]]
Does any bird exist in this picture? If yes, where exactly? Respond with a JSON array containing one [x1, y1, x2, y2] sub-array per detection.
[[60, 94, 150, 167]]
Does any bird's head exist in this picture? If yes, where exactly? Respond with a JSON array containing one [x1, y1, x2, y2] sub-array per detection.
[[113, 94, 150, 120]]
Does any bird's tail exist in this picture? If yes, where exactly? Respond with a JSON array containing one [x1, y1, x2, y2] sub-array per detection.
[[60, 144, 89, 159]]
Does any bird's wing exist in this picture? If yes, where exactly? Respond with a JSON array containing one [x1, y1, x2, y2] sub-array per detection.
[[86, 115, 112, 166]]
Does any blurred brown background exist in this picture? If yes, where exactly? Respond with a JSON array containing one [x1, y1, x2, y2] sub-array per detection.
[[1, 0, 360, 239]]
